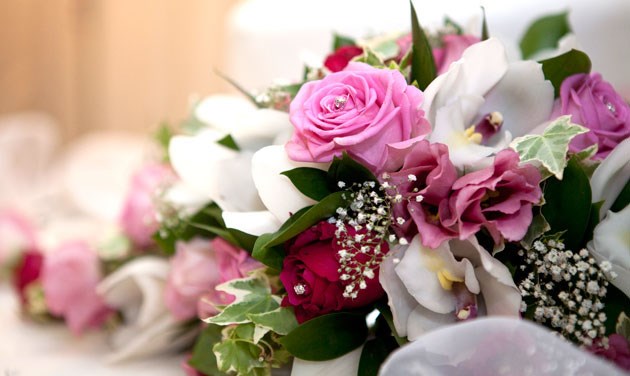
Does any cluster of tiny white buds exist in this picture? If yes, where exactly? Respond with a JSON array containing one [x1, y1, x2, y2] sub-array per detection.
[[517, 238, 613, 346], [254, 85, 293, 111]]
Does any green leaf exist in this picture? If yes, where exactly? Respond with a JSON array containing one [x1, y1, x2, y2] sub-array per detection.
[[217, 134, 240, 151], [358, 336, 399, 376], [510, 115, 588, 180], [154, 122, 173, 162], [409, 0, 437, 90], [572, 144, 598, 162], [520, 12, 571, 59], [333, 34, 357, 50], [327, 153, 378, 191], [282, 167, 331, 201], [227, 228, 258, 253], [542, 157, 592, 250], [189, 324, 225, 375], [582, 200, 604, 246], [604, 285, 630, 334], [373, 40, 400, 61], [279, 313, 368, 361], [610, 178, 630, 213], [252, 191, 349, 268], [213, 339, 265, 375], [443, 16, 463, 35], [616, 312, 630, 341], [375, 301, 407, 346], [520, 212, 551, 249], [480, 7, 489, 41], [248, 307, 299, 336], [354, 47, 385, 67], [277, 83, 304, 98], [540, 49, 592, 97]]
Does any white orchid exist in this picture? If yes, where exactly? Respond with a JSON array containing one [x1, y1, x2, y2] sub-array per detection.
[[587, 138, 630, 297], [97, 257, 197, 363], [379, 235, 520, 340], [290, 346, 362, 376], [422, 38, 554, 169]]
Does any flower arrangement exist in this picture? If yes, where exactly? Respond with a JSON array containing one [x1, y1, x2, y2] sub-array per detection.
[[3, 2, 629, 375]]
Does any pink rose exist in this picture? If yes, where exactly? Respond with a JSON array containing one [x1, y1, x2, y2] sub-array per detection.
[[41, 241, 113, 334], [324, 45, 364, 73], [446, 149, 542, 246], [381, 140, 458, 248], [551, 73, 630, 159], [286, 62, 430, 172], [119, 163, 174, 248], [588, 334, 630, 371], [433, 34, 480, 74], [164, 237, 261, 321], [13, 250, 44, 306], [279, 221, 387, 323]]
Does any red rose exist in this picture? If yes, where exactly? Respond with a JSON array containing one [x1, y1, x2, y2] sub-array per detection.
[[13, 250, 44, 305], [280, 221, 386, 323], [323, 45, 363, 72]]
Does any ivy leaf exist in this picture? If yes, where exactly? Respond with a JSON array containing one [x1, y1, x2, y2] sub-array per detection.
[[213, 339, 265, 375], [204, 276, 281, 325], [409, 0, 437, 90], [333, 34, 357, 50], [541, 157, 592, 251], [248, 307, 299, 336], [616, 312, 630, 341], [540, 49, 591, 97], [279, 312, 368, 361], [372, 40, 400, 61], [281, 167, 331, 201], [510, 115, 588, 180], [353, 47, 385, 67], [520, 12, 571, 59], [189, 324, 225, 375]]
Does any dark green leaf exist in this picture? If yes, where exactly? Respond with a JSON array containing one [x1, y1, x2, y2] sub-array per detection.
[[252, 192, 349, 268], [409, 0, 437, 90], [443, 16, 463, 35], [582, 200, 604, 246], [333, 34, 357, 50], [603, 284, 630, 334], [217, 134, 240, 151], [375, 301, 408, 346], [540, 49, 591, 97], [610, 178, 630, 213], [520, 12, 571, 59], [358, 336, 399, 376], [480, 7, 489, 40], [541, 157, 592, 250], [279, 312, 368, 361], [227, 228, 258, 253], [327, 153, 378, 192], [189, 324, 225, 375], [282, 167, 332, 201]]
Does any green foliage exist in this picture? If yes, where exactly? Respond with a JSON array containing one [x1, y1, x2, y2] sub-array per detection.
[[610, 179, 630, 213], [358, 336, 399, 376], [213, 339, 266, 375], [333, 34, 357, 50], [354, 48, 385, 68], [279, 312, 369, 361], [520, 212, 551, 250], [372, 40, 401, 61], [520, 12, 571, 59], [540, 49, 591, 97], [510, 115, 588, 180], [327, 153, 378, 191], [189, 324, 225, 375], [541, 157, 592, 250], [249, 307, 299, 336], [409, 0, 437, 90], [616, 312, 630, 341], [603, 285, 630, 334], [216, 134, 240, 151], [480, 7, 489, 40], [281, 168, 331, 201], [154, 122, 173, 162]]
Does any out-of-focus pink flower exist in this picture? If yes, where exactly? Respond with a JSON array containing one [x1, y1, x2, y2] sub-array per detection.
[[447, 149, 542, 246], [119, 163, 175, 249], [0, 209, 37, 268], [13, 250, 44, 305], [324, 45, 364, 73], [41, 241, 113, 335], [433, 34, 480, 74], [588, 334, 630, 371], [164, 237, 262, 321], [551, 73, 630, 159], [395, 33, 412, 62]]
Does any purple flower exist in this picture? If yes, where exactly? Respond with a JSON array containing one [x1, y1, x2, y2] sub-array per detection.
[[447, 149, 542, 246], [551, 73, 630, 159]]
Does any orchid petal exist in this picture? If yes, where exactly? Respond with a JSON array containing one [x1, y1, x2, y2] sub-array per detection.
[[222, 210, 282, 236], [406, 304, 456, 341], [379, 247, 417, 337], [590, 138, 630, 218], [291, 346, 362, 376]]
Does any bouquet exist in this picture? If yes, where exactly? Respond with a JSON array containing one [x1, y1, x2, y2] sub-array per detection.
[[4, 2, 629, 375]]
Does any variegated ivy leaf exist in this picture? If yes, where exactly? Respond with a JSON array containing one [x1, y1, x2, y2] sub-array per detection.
[[204, 275, 281, 325], [248, 307, 299, 336], [213, 339, 267, 375], [616, 312, 630, 341], [353, 47, 385, 67], [510, 115, 588, 180]]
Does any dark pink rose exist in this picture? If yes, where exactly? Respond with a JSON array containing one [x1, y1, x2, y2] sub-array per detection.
[[41, 241, 113, 335], [119, 163, 175, 249], [381, 140, 458, 248], [551, 73, 630, 159], [279, 221, 387, 323], [13, 250, 44, 306], [447, 149, 542, 246], [433, 34, 480, 74], [286, 62, 430, 173], [588, 334, 630, 371], [324, 45, 364, 73], [164, 237, 262, 321]]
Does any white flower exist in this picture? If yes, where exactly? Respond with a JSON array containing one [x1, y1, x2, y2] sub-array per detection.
[[291, 345, 362, 376], [97, 257, 197, 363], [379, 235, 520, 340], [422, 38, 554, 169], [590, 138, 630, 218]]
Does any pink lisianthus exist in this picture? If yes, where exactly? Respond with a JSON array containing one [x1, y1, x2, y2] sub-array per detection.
[[433, 34, 480, 74], [324, 45, 364, 73], [164, 237, 261, 321], [286, 62, 430, 173], [381, 140, 458, 248], [280, 221, 387, 323], [588, 334, 630, 371], [551, 73, 630, 159], [41, 241, 113, 335], [119, 163, 175, 249], [446, 149, 542, 246]]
